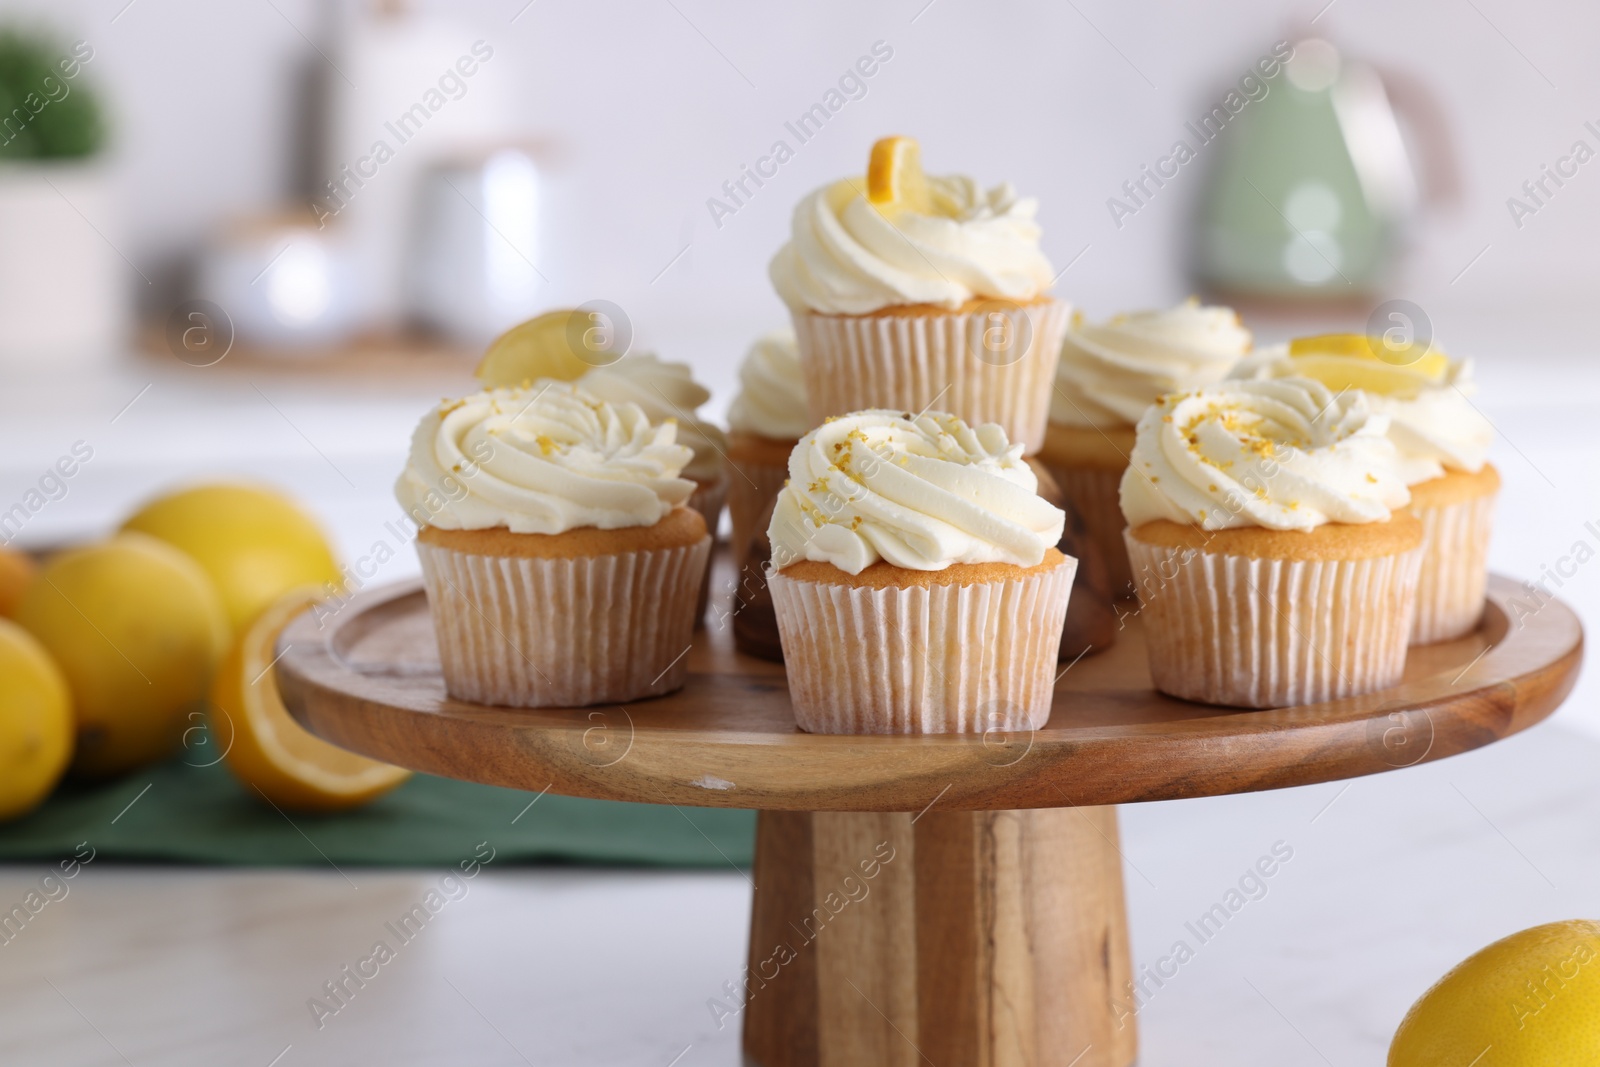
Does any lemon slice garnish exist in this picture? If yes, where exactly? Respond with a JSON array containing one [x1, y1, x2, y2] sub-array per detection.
[[1287, 332, 1450, 396], [866, 135, 933, 215], [475, 310, 597, 388]]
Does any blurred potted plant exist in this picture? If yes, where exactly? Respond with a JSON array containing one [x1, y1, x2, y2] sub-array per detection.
[[0, 30, 123, 366]]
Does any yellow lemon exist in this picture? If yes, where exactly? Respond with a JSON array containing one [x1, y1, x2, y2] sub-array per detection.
[[213, 586, 409, 812], [17, 533, 229, 778], [121, 483, 342, 635], [1389, 919, 1600, 1066], [866, 134, 933, 215], [0, 619, 73, 821], [476, 308, 603, 388], [0, 545, 37, 618], [1288, 332, 1451, 396]]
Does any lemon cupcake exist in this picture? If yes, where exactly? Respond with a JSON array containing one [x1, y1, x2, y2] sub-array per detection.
[[471, 311, 729, 544], [1041, 299, 1251, 594], [573, 353, 729, 532], [396, 385, 711, 707], [725, 328, 809, 569], [770, 136, 1068, 454], [766, 410, 1073, 734], [1120, 378, 1422, 708], [1232, 334, 1496, 643]]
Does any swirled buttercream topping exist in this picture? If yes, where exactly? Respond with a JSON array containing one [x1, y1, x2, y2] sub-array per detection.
[[727, 328, 809, 440], [1118, 378, 1411, 532], [768, 409, 1064, 574], [1228, 336, 1491, 482], [575, 354, 728, 482], [769, 177, 1055, 315], [1050, 299, 1252, 428], [395, 384, 695, 534]]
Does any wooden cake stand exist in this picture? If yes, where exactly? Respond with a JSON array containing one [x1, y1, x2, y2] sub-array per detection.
[[277, 569, 1581, 1067]]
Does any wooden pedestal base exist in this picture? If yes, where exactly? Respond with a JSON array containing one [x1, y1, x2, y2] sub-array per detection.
[[742, 807, 1137, 1067]]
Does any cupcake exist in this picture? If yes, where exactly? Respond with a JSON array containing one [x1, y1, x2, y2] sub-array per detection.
[[769, 136, 1069, 453], [573, 353, 730, 534], [1120, 378, 1423, 709], [1040, 298, 1251, 595], [1232, 334, 1497, 643], [395, 384, 711, 708], [725, 328, 809, 569], [766, 410, 1073, 734], [575, 353, 729, 623]]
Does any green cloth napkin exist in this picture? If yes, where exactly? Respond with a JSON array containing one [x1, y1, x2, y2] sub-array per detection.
[[0, 755, 755, 869]]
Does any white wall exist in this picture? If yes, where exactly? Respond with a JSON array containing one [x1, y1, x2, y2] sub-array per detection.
[[5, 0, 1599, 367]]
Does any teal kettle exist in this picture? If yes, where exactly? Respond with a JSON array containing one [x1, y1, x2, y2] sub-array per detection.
[[1194, 37, 1456, 301]]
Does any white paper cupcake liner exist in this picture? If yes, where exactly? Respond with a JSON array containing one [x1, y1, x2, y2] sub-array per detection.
[[768, 560, 1076, 734], [1125, 534, 1423, 709], [1041, 460, 1131, 595], [792, 300, 1070, 454], [1411, 491, 1498, 645], [417, 535, 711, 707], [687, 473, 729, 625], [725, 456, 790, 570]]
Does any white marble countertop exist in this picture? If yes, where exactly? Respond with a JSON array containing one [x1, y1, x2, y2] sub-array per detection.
[[0, 720, 1592, 1065]]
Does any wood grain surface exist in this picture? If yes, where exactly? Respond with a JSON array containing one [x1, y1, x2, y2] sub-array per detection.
[[277, 570, 1583, 813], [741, 807, 1136, 1067]]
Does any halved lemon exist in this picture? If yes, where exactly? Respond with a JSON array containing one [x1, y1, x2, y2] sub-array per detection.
[[866, 135, 933, 215], [213, 587, 409, 812], [474, 309, 595, 388]]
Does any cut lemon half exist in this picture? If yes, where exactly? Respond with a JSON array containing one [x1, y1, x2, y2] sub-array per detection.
[[213, 587, 409, 812], [866, 135, 933, 215], [475, 309, 595, 389]]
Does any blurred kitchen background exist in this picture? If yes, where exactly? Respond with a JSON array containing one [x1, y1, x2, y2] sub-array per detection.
[[0, 0, 1596, 722]]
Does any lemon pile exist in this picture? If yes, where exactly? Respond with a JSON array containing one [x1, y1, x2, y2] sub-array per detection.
[[0, 483, 408, 821]]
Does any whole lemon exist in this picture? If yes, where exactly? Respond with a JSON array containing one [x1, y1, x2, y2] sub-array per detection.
[[121, 483, 342, 633], [0, 544, 37, 618], [17, 533, 229, 778], [1389, 919, 1600, 1066], [0, 619, 73, 820]]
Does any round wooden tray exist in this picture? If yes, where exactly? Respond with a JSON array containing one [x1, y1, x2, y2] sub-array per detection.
[[276, 563, 1581, 1067], [276, 570, 1582, 813]]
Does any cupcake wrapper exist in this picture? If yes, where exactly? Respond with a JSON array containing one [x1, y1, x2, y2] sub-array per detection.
[[792, 301, 1070, 454], [687, 473, 729, 626], [725, 457, 790, 570], [1411, 491, 1498, 645], [1125, 534, 1423, 709], [417, 536, 711, 708], [768, 561, 1076, 734], [1041, 461, 1131, 595]]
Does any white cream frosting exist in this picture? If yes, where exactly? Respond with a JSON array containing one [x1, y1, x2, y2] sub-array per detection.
[[575, 354, 728, 483], [1228, 345, 1491, 484], [395, 384, 695, 534], [1051, 299, 1252, 428], [1118, 378, 1411, 532], [727, 328, 809, 440], [769, 176, 1056, 315], [768, 410, 1064, 574]]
